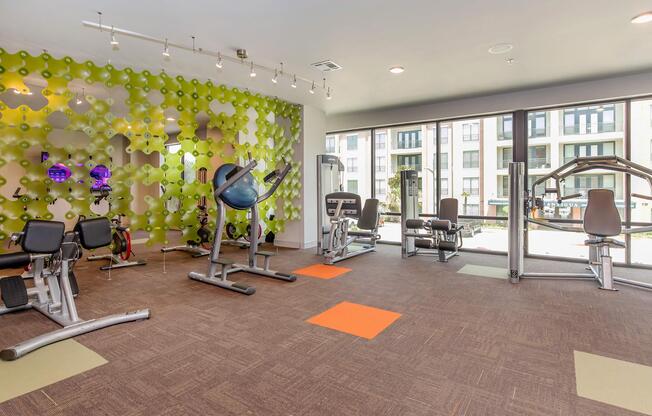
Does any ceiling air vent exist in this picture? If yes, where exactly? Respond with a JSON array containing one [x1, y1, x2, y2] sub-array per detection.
[[311, 60, 342, 72]]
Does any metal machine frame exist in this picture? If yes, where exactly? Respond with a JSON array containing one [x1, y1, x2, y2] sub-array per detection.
[[508, 157, 652, 291], [400, 170, 463, 262], [189, 159, 296, 295], [0, 220, 150, 361], [317, 154, 380, 264]]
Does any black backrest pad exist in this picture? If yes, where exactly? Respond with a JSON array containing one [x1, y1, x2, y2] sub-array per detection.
[[21, 220, 65, 253], [75, 217, 112, 249], [357, 199, 380, 230], [584, 189, 621, 237], [439, 198, 459, 224], [326, 192, 362, 218]]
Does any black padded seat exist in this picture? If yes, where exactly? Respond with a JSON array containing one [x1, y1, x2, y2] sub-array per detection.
[[75, 217, 112, 249], [0, 252, 31, 270], [21, 220, 65, 254], [583, 189, 621, 237]]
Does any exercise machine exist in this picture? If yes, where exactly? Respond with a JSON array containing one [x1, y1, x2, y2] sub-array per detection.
[[316, 154, 344, 256], [400, 170, 464, 262], [161, 168, 213, 257], [86, 188, 146, 270], [188, 157, 296, 295], [508, 156, 652, 290], [87, 213, 147, 270], [316, 154, 380, 264], [0, 218, 150, 361], [322, 192, 380, 264]]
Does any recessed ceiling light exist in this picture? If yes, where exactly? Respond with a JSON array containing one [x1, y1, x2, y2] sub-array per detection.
[[389, 66, 404, 74], [488, 43, 514, 54], [505, 58, 516, 65], [631, 12, 652, 24]]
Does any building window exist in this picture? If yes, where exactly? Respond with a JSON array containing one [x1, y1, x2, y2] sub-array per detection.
[[498, 115, 513, 140], [397, 130, 422, 149], [463, 150, 480, 168], [397, 154, 422, 171], [563, 105, 616, 135], [440, 126, 449, 144], [325, 136, 336, 153], [375, 179, 386, 196], [498, 147, 512, 169], [462, 122, 480, 141], [528, 111, 547, 138], [347, 180, 358, 194], [439, 153, 448, 170], [500, 176, 509, 198], [528, 145, 549, 169], [375, 156, 386, 172], [440, 178, 449, 196], [464, 204, 480, 216], [346, 134, 358, 151], [346, 157, 358, 173], [563, 141, 615, 164], [462, 177, 480, 196], [564, 174, 615, 196], [375, 133, 386, 150]]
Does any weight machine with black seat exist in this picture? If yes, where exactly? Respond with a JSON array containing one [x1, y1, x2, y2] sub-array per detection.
[[400, 170, 464, 262], [316, 154, 380, 264], [188, 157, 296, 295], [0, 218, 150, 361], [508, 156, 652, 291]]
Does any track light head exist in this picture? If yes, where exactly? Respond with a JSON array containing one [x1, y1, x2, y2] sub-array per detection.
[[309, 81, 315, 94], [250, 62, 256, 78], [215, 52, 223, 69], [162, 38, 170, 58], [272, 69, 278, 84], [326, 87, 332, 100], [291, 74, 297, 88], [110, 26, 119, 47]]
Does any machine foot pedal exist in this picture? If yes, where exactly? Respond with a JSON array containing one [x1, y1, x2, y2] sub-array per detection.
[[0, 276, 29, 308]]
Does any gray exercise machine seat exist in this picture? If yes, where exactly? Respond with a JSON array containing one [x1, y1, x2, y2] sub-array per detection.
[[583, 189, 621, 238]]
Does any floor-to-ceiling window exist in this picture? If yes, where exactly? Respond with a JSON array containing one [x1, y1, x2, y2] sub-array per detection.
[[439, 114, 512, 251], [629, 98, 652, 267], [324, 130, 372, 201], [526, 102, 626, 262]]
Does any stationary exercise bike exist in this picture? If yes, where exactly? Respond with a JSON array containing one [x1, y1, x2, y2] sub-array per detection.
[[188, 156, 296, 295], [86, 187, 146, 270]]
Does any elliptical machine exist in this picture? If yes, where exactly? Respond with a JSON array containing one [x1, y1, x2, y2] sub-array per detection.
[[188, 156, 296, 295]]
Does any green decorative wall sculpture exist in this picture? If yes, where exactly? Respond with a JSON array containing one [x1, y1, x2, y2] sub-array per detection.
[[0, 48, 302, 247]]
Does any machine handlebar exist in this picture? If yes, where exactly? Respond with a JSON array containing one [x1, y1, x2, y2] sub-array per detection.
[[214, 160, 258, 200], [257, 163, 292, 203]]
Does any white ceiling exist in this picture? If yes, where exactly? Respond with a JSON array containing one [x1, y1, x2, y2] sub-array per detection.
[[1, 0, 652, 116]]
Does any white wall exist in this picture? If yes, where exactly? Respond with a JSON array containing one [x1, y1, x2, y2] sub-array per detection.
[[275, 104, 326, 249], [326, 71, 652, 132]]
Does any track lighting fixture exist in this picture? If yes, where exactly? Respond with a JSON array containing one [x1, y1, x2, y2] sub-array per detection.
[[82, 17, 334, 100], [110, 26, 119, 47], [326, 87, 332, 100], [162, 38, 170, 58]]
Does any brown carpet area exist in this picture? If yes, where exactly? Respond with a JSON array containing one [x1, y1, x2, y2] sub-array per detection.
[[1, 242, 652, 415]]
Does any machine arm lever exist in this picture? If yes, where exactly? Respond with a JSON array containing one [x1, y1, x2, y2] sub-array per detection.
[[257, 163, 292, 203]]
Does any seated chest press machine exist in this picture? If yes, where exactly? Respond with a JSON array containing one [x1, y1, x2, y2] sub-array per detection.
[[400, 170, 464, 262], [0, 218, 150, 360], [508, 156, 652, 291]]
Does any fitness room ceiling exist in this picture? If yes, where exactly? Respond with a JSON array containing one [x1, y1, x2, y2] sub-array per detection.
[[2, 1, 652, 416]]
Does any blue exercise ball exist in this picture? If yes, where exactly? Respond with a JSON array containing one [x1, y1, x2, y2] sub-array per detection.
[[213, 163, 258, 210]]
